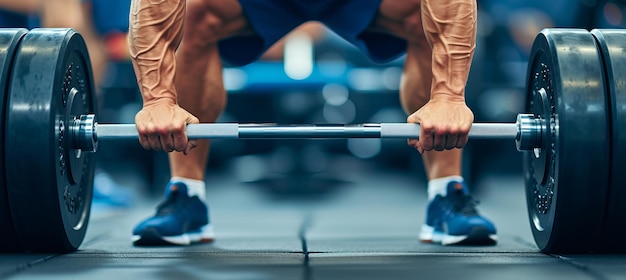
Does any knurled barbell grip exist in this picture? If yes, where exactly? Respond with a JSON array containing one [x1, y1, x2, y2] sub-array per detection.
[[379, 123, 518, 139], [95, 123, 240, 140]]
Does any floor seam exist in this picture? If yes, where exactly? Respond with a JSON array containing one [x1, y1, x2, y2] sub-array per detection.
[[550, 255, 609, 280], [299, 213, 313, 280], [0, 254, 59, 279]]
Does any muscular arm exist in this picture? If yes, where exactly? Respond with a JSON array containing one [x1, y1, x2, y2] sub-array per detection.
[[421, 0, 476, 102], [129, 0, 199, 153], [129, 0, 185, 106], [405, 0, 476, 152]]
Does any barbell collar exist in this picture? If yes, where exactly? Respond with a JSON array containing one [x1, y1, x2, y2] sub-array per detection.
[[515, 114, 542, 152], [72, 114, 97, 153]]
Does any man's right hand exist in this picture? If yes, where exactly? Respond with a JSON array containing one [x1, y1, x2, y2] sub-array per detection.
[[406, 98, 474, 154], [134, 99, 199, 155]]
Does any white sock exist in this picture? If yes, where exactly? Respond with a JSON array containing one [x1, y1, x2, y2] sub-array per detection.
[[170, 177, 206, 202], [427, 175, 464, 201]]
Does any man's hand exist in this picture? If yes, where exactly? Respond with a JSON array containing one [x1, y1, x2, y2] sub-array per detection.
[[407, 98, 474, 154], [135, 99, 199, 155]]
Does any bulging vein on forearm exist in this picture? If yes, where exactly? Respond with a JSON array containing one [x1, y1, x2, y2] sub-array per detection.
[[129, 0, 185, 102], [422, 0, 476, 98]]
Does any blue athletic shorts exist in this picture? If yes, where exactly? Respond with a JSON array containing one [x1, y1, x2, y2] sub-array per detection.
[[8, 0, 131, 35], [0, 9, 36, 28], [88, 0, 131, 35], [219, 0, 407, 66]]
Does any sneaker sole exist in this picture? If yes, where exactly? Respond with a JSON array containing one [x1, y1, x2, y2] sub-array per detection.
[[133, 224, 215, 246], [420, 225, 497, 246]]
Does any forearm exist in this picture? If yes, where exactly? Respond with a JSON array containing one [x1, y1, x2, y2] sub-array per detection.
[[421, 0, 477, 102], [129, 0, 185, 105]]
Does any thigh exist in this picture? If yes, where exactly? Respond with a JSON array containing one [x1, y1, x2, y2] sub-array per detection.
[[369, 0, 423, 42], [186, 0, 255, 40], [217, 0, 309, 66]]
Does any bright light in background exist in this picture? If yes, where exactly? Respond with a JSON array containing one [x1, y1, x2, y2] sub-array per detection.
[[347, 138, 381, 159], [382, 67, 402, 91], [322, 83, 349, 106], [223, 68, 247, 91], [284, 31, 314, 80], [323, 100, 356, 124], [348, 68, 383, 91]]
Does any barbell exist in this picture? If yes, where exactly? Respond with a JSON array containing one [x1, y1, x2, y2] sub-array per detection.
[[0, 28, 623, 254]]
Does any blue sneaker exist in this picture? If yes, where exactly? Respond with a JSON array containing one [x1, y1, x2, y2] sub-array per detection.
[[419, 181, 497, 245], [132, 182, 215, 246]]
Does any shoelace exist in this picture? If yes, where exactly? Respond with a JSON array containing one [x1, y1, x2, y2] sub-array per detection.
[[445, 189, 480, 216]]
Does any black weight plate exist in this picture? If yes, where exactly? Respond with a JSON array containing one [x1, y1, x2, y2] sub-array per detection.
[[0, 28, 27, 253], [6, 28, 96, 253], [591, 29, 626, 252], [524, 29, 611, 253]]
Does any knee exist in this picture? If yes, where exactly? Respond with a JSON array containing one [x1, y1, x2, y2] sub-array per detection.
[[210, 89, 227, 111], [401, 3, 429, 45], [183, 0, 224, 47], [203, 89, 227, 121]]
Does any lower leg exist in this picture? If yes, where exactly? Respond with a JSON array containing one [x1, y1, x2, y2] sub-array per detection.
[[167, 0, 251, 181], [400, 43, 463, 181], [132, 43, 223, 245], [132, 0, 249, 246], [169, 43, 226, 181], [387, 4, 495, 243]]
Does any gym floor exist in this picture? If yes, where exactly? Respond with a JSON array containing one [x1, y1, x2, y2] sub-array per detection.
[[2, 153, 626, 280]]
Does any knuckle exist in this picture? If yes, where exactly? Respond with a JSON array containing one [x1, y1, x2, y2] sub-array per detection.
[[173, 121, 187, 131], [449, 126, 461, 135], [434, 126, 450, 135], [156, 125, 171, 135]]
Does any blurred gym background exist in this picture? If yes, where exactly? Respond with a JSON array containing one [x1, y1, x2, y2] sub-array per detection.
[[1, 0, 623, 205]]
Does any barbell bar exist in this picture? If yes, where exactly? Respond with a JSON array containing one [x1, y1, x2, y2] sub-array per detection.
[[72, 113, 537, 153], [1, 28, 624, 255]]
